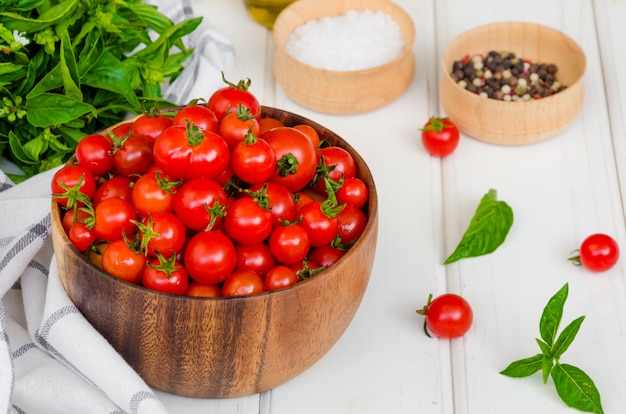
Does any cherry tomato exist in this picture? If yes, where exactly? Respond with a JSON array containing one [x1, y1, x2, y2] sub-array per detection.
[[264, 127, 317, 192], [264, 265, 300, 291], [51, 165, 97, 208], [153, 125, 230, 180], [75, 134, 114, 176], [68, 222, 96, 253], [336, 177, 369, 208], [131, 113, 173, 141], [313, 146, 357, 195], [101, 239, 146, 284], [221, 269, 265, 297], [131, 172, 180, 216], [94, 197, 137, 242], [113, 134, 155, 176], [248, 182, 297, 227], [293, 124, 320, 150], [186, 282, 222, 298], [294, 190, 316, 211], [570, 233, 620, 272], [142, 256, 189, 295], [259, 116, 285, 136], [172, 177, 227, 231], [235, 242, 275, 278], [223, 196, 273, 245], [420, 117, 460, 157], [230, 132, 276, 185], [138, 212, 187, 259], [62, 208, 91, 234], [299, 201, 339, 247], [172, 104, 219, 133], [184, 231, 236, 285], [219, 103, 261, 150], [308, 244, 345, 268], [417, 293, 473, 339], [268, 222, 310, 265], [207, 75, 261, 121], [337, 203, 368, 244], [93, 176, 133, 207]]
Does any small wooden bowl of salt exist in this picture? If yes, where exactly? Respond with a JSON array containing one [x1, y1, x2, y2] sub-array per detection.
[[273, 0, 415, 115]]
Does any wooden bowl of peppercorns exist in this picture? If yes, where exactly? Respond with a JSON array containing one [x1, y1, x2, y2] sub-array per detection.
[[439, 22, 586, 145]]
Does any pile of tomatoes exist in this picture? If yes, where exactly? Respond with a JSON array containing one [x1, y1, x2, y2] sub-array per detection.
[[51, 77, 370, 297]]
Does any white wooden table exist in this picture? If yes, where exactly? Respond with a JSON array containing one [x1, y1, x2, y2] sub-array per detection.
[[157, 0, 626, 412]]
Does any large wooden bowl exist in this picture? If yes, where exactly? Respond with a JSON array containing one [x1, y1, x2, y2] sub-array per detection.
[[440, 22, 586, 145], [273, 0, 415, 114], [50, 107, 379, 398]]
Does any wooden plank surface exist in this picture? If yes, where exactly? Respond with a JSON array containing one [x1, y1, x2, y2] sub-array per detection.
[[157, 0, 626, 412]]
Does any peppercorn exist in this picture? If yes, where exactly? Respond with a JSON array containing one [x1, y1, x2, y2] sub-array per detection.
[[449, 50, 567, 101]]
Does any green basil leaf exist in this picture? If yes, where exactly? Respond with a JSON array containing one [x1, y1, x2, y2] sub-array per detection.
[[118, 1, 173, 34], [25, 92, 96, 127], [26, 63, 62, 99], [552, 315, 585, 359], [59, 29, 82, 101], [539, 283, 568, 347], [551, 363, 604, 414], [0, 0, 78, 32], [500, 354, 543, 378], [8, 130, 37, 164], [77, 30, 104, 76], [443, 189, 514, 264], [541, 354, 554, 384], [81, 51, 139, 108]]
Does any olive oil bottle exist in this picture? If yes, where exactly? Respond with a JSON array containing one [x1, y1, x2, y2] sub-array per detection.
[[243, 0, 296, 29]]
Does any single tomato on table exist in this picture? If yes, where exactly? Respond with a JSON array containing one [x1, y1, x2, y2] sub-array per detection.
[[416, 293, 473, 339], [569, 233, 620, 272], [420, 116, 460, 157]]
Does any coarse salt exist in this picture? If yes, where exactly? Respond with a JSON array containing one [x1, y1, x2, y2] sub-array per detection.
[[284, 9, 404, 71]]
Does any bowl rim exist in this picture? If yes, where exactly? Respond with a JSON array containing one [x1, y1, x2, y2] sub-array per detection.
[[439, 20, 587, 106], [273, 0, 416, 75], [52, 105, 379, 303]]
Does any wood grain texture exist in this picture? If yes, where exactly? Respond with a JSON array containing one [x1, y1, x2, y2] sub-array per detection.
[[50, 107, 379, 398], [272, 0, 415, 114], [439, 21, 586, 145]]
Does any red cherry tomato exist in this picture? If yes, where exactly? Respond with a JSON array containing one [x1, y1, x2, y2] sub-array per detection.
[[184, 231, 236, 285], [299, 201, 339, 247], [221, 269, 264, 297], [51, 165, 97, 208], [313, 146, 357, 195], [421, 117, 460, 157], [223, 196, 273, 245], [101, 239, 146, 284], [264, 265, 300, 291], [259, 116, 285, 136], [417, 293, 473, 339], [131, 113, 173, 141], [94, 197, 137, 242], [293, 124, 320, 150], [112, 134, 155, 177], [268, 222, 310, 265], [235, 242, 275, 278], [131, 172, 180, 216], [142, 256, 189, 295], [172, 104, 219, 134], [219, 103, 261, 150], [138, 212, 187, 259], [570, 233, 620, 272], [93, 176, 133, 207], [207, 75, 261, 121], [248, 182, 297, 227], [336, 177, 369, 208], [68, 222, 96, 253], [308, 244, 345, 268], [337, 203, 368, 244], [264, 127, 317, 192], [172, 177, 227, 231], [153, 125, 229, 180], [230, 132, 276, 185], [75, 134, 114, 176], [186, 282, 222, 298]]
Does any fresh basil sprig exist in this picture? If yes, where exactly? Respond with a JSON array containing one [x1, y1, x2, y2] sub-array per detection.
[[500, 283, 604, 414], [443, 188, 513, 264], [0, 0, 201, 180]]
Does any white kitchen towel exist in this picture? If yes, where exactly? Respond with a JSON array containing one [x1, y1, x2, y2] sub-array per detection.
[[0, 1, 234, 413]]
